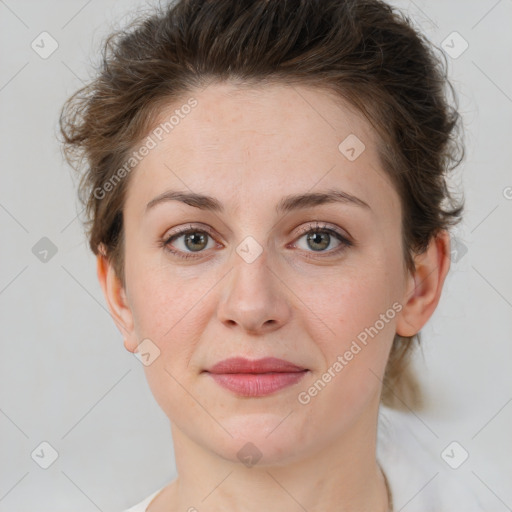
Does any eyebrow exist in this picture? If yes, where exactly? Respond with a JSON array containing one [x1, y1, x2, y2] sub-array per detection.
[[145, 188, 371, 214]]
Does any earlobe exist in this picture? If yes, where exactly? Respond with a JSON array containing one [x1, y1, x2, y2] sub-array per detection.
[[96, 248, 136, 348], [395, 230, 451, 337]]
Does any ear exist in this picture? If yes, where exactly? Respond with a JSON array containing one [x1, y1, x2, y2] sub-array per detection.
[[96, 247, 138, 353], [396, 230, 451, 337]]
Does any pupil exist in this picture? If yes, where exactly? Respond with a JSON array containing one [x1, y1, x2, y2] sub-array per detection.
[[308, 231, 329, 251], [186, 232, 206, 251]]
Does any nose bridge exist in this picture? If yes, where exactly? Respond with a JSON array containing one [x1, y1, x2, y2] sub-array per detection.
[[216, 239, 289, 332], [229, 240, 275, 305]]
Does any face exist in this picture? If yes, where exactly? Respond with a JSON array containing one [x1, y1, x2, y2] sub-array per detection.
[[110, 82, 415, 465]]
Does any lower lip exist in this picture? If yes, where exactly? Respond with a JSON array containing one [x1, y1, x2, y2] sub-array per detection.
[[208, 371, 308, 397]]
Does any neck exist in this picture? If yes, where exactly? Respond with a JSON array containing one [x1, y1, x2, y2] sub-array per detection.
[[158, 403, 390, 512]]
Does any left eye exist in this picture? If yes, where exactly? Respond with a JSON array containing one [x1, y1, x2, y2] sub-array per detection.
[[294, 228, 349, 253]]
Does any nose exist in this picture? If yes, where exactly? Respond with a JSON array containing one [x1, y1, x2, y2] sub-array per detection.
[[216, 248, 292, 335]]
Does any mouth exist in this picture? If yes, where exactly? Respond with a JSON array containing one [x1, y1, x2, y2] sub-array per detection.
[[203, 357, 309, 397]]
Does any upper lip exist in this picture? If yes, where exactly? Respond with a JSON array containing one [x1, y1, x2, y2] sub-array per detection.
[[206, 357, 307, 374]]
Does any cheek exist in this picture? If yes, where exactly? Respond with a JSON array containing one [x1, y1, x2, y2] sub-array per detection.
[[298, 246, 403, 399], [126, 264, 212, 421], [295, 274, 398, 427], [305, 263, 399, 345], [125, 256, 221, 386], [125, 245, 203, 336]]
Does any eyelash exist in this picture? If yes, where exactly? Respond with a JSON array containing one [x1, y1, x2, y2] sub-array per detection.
[[160, 222, 353, 260]]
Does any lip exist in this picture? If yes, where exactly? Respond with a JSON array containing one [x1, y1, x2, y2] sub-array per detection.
[[204, 357, 308, 397], [208, 357, 306, 374]]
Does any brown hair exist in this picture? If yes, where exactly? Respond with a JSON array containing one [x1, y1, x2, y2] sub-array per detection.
[[59, 0, 465, 410]]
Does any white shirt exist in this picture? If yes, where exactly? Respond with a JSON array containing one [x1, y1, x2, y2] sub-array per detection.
[[122, 405, 497, 511], [376, 405, 495, 511]]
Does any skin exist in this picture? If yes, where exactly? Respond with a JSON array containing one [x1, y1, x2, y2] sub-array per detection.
[[97, 81, 451, 511]]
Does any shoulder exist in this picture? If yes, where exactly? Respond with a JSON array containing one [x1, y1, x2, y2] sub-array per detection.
[[377, 405, 498, 511]]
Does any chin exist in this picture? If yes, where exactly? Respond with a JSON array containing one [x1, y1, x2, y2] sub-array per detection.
[[204, 413, 309, 467]]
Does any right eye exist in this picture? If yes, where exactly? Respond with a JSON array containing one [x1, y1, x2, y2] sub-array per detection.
[[163, 227, 218, 259]]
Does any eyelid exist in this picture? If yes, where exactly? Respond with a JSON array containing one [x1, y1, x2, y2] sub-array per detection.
[[163, 223, 218, 242], [293, 221, 351, 240]]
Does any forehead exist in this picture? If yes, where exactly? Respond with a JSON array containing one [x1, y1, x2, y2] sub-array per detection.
[[155, 81, 377, 157], [124, 81, 397, 218]]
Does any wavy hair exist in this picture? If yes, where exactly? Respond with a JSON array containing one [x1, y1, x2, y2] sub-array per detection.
[[59, 0, 465, 409]]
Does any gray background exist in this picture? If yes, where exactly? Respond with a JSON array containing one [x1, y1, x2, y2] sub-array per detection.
[[0, 0, 511, 510]]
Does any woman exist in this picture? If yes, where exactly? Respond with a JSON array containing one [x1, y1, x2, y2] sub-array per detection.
[[59, 0, 484, 510]]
